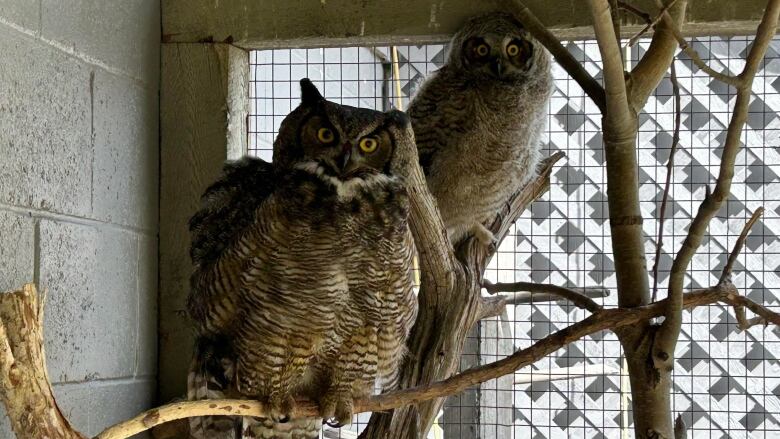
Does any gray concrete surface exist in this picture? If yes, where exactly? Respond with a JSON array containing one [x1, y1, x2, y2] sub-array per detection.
[[0, 0, 160, 435]]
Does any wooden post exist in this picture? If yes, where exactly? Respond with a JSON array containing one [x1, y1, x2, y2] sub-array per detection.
[[159, 43, 249, 402]]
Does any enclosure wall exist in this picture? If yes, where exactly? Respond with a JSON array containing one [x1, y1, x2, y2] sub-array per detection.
[[0, 1, 160, 435]]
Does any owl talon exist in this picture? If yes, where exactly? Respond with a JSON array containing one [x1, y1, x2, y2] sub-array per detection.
[[319, 391, 353, 426], [469, 223, 497, 251], [334, 398, 354, 426], [325, 418, 345, 428], [267, 394, 296, 423]]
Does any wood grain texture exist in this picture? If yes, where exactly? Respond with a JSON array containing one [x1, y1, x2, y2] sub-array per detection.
[[161, 0, 768, 47], [0, 285, 86, 439], [159, 43, 248, 402]]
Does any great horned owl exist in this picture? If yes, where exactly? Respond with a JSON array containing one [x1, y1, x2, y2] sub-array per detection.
[[408, 12, 552, 247], [187, 79, 417, 438]]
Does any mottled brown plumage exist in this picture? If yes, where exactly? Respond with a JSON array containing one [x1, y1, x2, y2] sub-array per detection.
[[408, 12, 553, 247], [187, 80, 417, 439]]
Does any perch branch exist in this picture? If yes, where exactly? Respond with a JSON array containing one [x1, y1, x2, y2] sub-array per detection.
[[720, 207, 764, 283], [96, 284, 780, 439], [502, 0, 607, 112], [663, 0, 780, 352], [0, 285, 86, 439], [482, 280, 606, 312], [651, 59, 681, 301]]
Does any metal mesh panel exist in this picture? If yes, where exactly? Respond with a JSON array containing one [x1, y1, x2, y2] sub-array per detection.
[[248, 37, 780, 438]]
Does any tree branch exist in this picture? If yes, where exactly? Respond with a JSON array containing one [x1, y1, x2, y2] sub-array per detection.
[[663, 0, 780, 354], [720, 207, 764, 283], [588, 0, 651, 308], [624, 0, 679, 48], [628, 0, 688, 110], [654, 7, 741, 87], [482, 280, 606, 313], [589, 0, 632, 126], [502, 0, 607, 113], [96, 284, 780, 439], [651, 59, 681, 301], [608, 0, 623, 63]]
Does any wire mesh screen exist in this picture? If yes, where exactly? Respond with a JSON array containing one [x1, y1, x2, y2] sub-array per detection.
[[248, 37, 780, 438]]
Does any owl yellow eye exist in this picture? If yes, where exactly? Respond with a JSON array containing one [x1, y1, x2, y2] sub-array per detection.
[[476, 44, 490, 57], [359, 137, 378, 153], [507, 43, 520, 56], [317, 127, 335, 143]]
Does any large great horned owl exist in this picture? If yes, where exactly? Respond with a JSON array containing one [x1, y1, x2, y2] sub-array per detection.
[[187, 79, 417, 439], [408, 12, 552, 247]]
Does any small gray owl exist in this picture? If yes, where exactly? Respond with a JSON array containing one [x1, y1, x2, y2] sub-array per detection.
[[186, 79, 417, 439], [408, 12, 552, 247]]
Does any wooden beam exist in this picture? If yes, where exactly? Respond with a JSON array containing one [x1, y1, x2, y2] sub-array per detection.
[[162, 0, 769, 48], [159, 43, 248, 402]]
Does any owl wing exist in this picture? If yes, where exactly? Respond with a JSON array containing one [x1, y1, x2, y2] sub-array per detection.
[[187, 156, 276, 335], [407, 68, 472, 175], [189, 156, 276, 268]]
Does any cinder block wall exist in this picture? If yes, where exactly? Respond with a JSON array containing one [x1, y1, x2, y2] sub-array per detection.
[[0, 1, 159, 435]]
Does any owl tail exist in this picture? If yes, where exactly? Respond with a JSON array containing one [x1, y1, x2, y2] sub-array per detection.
[[188, 337, 242, 439], [241, 417, 322, 439]]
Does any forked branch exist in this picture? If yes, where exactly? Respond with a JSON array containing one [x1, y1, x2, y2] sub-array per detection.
[[661, 0, 780, 352]]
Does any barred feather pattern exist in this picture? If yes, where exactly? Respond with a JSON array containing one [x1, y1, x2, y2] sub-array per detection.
[[188, 162, 416, 438]]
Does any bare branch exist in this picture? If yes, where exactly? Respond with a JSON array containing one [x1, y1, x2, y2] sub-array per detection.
[[720, 207, 764, 283], [651, 59, 681, 301], [589, 0, 632, 125], [734, 305, 769, 331], [483, 280, 606, 312], [617, 0, 652, 24], [654, 4, 741, 86], [664, 1, 780, 353], [588, 0, 652, 308], [502, 0, 607, 113], [628, 0, 688, 109], [624, 0, 679, 48], [608, 0, 623, 63], [96, 284, 780, 439]]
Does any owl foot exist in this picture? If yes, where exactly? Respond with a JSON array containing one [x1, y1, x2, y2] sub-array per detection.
[[319, 391, 354, 427], [266, 393, 296, 423], [469, 223, 497, 252]]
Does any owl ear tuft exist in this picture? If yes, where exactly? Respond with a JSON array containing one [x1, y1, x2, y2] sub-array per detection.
[[300, 78, 324, 105]]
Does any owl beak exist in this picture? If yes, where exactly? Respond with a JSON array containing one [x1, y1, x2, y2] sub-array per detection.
[[490, 59, 504, 78], [339, 146, 352, 174]]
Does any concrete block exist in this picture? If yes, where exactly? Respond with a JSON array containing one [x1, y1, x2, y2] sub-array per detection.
[[41, 0, 160, 85], [0, 210, 34, 292], [39, 220, 139, 382], [54, 379, 155, 436], [0, 29, 92, 217], [0, 0, 39, 32], [136, 235, 158, 377], [92, 71, 159, 231]]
